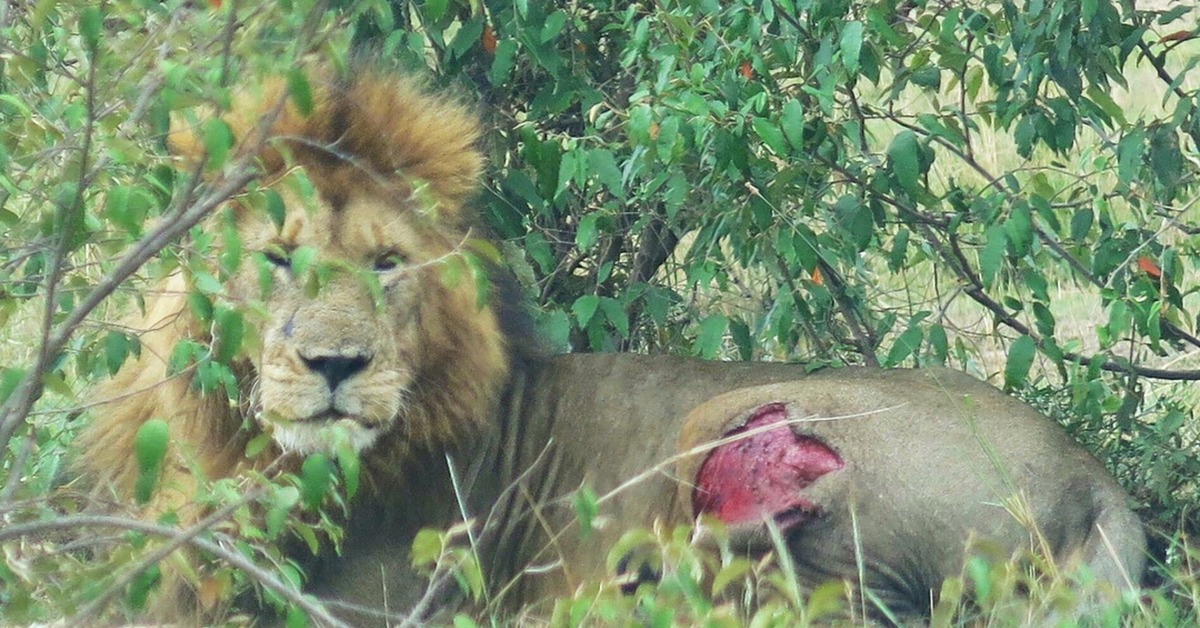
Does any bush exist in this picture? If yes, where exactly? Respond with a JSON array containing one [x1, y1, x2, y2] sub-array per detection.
[[2, 0, 1199, 623]]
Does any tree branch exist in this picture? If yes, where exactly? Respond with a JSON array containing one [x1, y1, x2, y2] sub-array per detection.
[[0, 514, 348, 628], [0, 164, 256, 451]]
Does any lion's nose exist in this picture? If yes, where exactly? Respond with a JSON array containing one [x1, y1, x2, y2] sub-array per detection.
[[300, 351, 372, 391]]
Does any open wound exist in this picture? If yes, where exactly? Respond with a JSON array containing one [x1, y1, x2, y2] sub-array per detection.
[[693, 403, 844, 530]]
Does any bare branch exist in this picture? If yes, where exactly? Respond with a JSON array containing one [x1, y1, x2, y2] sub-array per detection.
[[0, 514, 349, 628]]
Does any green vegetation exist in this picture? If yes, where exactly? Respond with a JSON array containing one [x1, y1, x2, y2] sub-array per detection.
[[2, 0, 1200, 624]]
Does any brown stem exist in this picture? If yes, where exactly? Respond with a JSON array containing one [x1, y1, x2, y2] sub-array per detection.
[[0, 514, 347, 627]]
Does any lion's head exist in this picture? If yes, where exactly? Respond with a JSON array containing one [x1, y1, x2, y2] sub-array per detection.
[[80, 69, 514, 498]]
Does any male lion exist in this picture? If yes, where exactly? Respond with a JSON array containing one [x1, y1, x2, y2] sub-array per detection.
[[77, 68, 1145, 623]]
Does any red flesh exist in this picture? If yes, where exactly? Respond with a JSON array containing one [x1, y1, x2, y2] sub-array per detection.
[[693, 403, 843, 529]]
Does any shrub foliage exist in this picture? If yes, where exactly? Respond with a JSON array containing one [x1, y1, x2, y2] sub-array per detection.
[[1, 0, 1199, 623]]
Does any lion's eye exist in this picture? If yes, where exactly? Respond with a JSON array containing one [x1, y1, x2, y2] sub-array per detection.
[[263, 245, 292, 269], [373, 251, 407, 273]]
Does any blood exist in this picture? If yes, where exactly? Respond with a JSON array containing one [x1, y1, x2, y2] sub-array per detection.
[[693, 403, 843, 530]]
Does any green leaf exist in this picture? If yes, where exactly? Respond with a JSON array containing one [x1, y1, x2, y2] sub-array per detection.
[[884, 323, 924, 367], [300, 453, 334, 509], [781, 99, 805, 149], [887, 131, 921, 195], [202, 118, 235, 169], [245, 433, 273, 459], [425, 0, 448, 22], [576, 213, 600, 250], [1069, 208, 1093, 242], [266, 486, 300, 537], [287, 69, 314, 117], [0, 94, 32, 118], [598, 297, 630, 338], [0, 368, 25, 405], [134, 419, 170, 504], [80, 7, 102, 51], [1032, 302, 1057, 339], [1149, 128, 1182, 190], [834, 195, 873, 251], [167, 340, 202, 376], [541, 10, 568, 42], [490, 40, 519, 85], [572, 294, 600, 328], [537, 309, 571, 351], [1106, 300, 1132, 343], [656, 116, 679, 155], [104, 331, 131, 376], [453, 615, 479, 628], [448, 17, 483, 60], [712, 559, 753, 598], [1086, 85, 1127, 127], [285, 607, 309, 628], [664, 172, 688, 218], [191, 269, 224, 295], [213, 306, 244, 364], [135, 420, 170, 475], [839, 21, 864, 73], [554, 150, 578, 200], [730, 318, 752, 361], [410, 529, 444, 569], [790, 225, 820, 272], [628, 105, 653, 146], [1004, 204, 1032, 257], [888, 228, 910, 272], [188, 292, 214, 323], [910, 66, 942, 89], [752, 117, 788, 155], [291, 246, 317, 278], [694, 315, 728, 358], [264, 189, 286, 229], [104, 186, 152, 236], [927, 324, 949, 363], [1004, 335, 1037, 390], [979, 225, 1007, 287], [336, 438, 361, 499], [587, 149, 625, 199], [573, 484, 599, 538], [126, 564, 160, 611], [1157, 5, 1192, 24], [459, 555, 485, 601], [1014, 114, 1037, 159]]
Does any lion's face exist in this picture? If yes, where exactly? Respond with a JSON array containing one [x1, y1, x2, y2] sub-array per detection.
[[227, 171, 482, 456]]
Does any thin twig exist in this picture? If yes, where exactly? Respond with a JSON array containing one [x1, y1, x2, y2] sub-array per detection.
[[70, 486, 265, 623], [0, 514, 349, 628], [0, 434, 34, 503], [0, 164, 256, 449], [25, 0, 104, 467]]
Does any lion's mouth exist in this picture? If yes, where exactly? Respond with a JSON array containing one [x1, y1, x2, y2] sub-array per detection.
[[259, 409, 384, 454], [295, 409, 353, 423]]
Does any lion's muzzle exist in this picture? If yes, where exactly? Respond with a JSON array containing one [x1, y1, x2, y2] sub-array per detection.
[[257, 339, 403, 455]]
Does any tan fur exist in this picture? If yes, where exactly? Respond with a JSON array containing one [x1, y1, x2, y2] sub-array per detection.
[[75, 69, 509, 613]]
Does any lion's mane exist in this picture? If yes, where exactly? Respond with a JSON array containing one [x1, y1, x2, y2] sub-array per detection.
[[76, 69, 512, 508]]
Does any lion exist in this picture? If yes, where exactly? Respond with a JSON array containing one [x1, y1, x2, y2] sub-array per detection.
[[75, 67, 1146, 624]]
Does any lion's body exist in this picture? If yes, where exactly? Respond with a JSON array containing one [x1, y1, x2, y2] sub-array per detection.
[[300, 354, 1144, 621], [75, 69, 1145, 624]]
